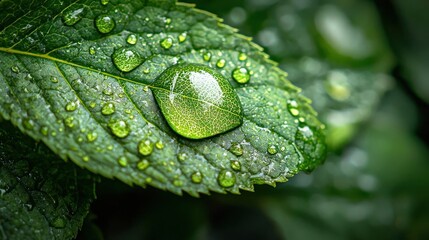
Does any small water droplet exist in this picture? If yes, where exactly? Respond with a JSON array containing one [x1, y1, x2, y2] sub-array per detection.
[[138, 139, 154, 156], [22, 118, 34, 130], [86, 132, 98, 142], [89, 102, 97, 108], [146, 177, 153, 183], [267, 145, 277, 155], [101, 102, 115, 115], [238, 52, 247, 61], [50, 76, 59, 83], [178, 32, 187, 42], [89, 46, 96, 55], [230, 160, 241, 171], [160, 37, 173, 49], [65, 101, 77, 112], [82, 156, 90, 162], [202, 51, 212, 61], [11, 66, 19, 73], [165, 18, 172, 25], [108, 120, 130, 138], [173, 179, 183, 187], [118, 156, 128, 167], [127, 34, 137, 45], [40, 126, 49, 136], [177, 152, 187, 162], [191, 171, 203, 184], [155, 140, 164, 149], [64, 116, 75, 128], [112, 48, 143, 72], [137, 159, 150, 170], [216, 59, 226, 68], [143, 85, 149, 92], [143, 69, 150, 74], [232, 67, 250, 84], [95, 15, 115, 33], [62, 7, 85, 26], [229, 143, 243, 156], [287, 99, 300, 116], [217, 169, 236, 188], [100, 0, 109, 5]]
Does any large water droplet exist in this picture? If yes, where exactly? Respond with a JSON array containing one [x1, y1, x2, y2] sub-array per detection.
[[101, 102, 115, 115], [191, 171, 203, 184], [229, 142, 243, 156], [152, 63, 243, 139], [112, 48, 143, 72], [108, 120, 130, 138], [95, 15, 115, 33], [232, 67, 250, 84], [127, 34, 137, 45], [62, 7, 85, 26], [138, 139, 154, 156], [217, 170, 236, 188], [160, 37, 173, 49]]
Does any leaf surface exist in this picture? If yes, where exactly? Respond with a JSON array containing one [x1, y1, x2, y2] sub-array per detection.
[[0, 0, 326, 195]]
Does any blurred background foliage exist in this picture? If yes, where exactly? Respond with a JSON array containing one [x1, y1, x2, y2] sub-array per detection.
[[79, 0, 429, 239]]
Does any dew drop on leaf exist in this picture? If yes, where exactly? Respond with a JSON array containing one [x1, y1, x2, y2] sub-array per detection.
[[95, 15, 115, 34], [86, 132, 98, 142], [191, 171, 203, 184], [89, 46, 96, 55], [108, 120, 130, 138], [118, 156, 128, 167], [112, 48, 143, 72], [22, 118, 34, 130], [126, 34, 137, 45], [101, 102, 115, 115], [230, 160, 241, 171], [202, 51, 212, 61], [137, 159, 150, 170], [287, 99, 300, 116], [40, 126, 49, 136], [50, 76, 58, 83], [177, 152, 188, 162], [152, 63, 243, 139], [173, 179, 183, 187], [82, 156, 90, 162], [138, 139, 154, 156], [100, 0, 109, 6], [232, 67, 250, 84], [155, 140, 164, 149], [238, 52, 248, 61], [267, 145, 278, 155], [178, 32, 187, 42], [160, 37, 173, 49], [216, 59, 226, 68], [11, 66, 19, 73], [217, 169, 236, 188], [65, 101, 77, 112], [62, 7, 85, 26], [229, 142, 243, 156], [51, 217, 66, 229], [64, 116, 75, 128]]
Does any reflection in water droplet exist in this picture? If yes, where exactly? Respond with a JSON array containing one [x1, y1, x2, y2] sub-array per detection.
[[138, 139, 154, 156], [216, 59, 226, 68], [217, 169, 236, 187], [127, 34, 137, 45], [101, 102, 115, 115], [95, 15, 115, 33], [160, 37, 173, 49], [112, 48, 143, 72], [232, 67, 250, 84], [65, 101, 77, 112], [62, 7, 85, 26], [108, 120, 130, 138], [191, 171, 203, 183], [230, 160, 241, 171], [267, 145, 277, 155], [229, 143, 243, 156], [118, 156, 128, 167], [137, 159, 150, 170]]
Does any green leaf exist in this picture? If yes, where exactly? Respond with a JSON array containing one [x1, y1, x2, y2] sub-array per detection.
[[0, 121, 96, 240], [0, 0, 326, 195]]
